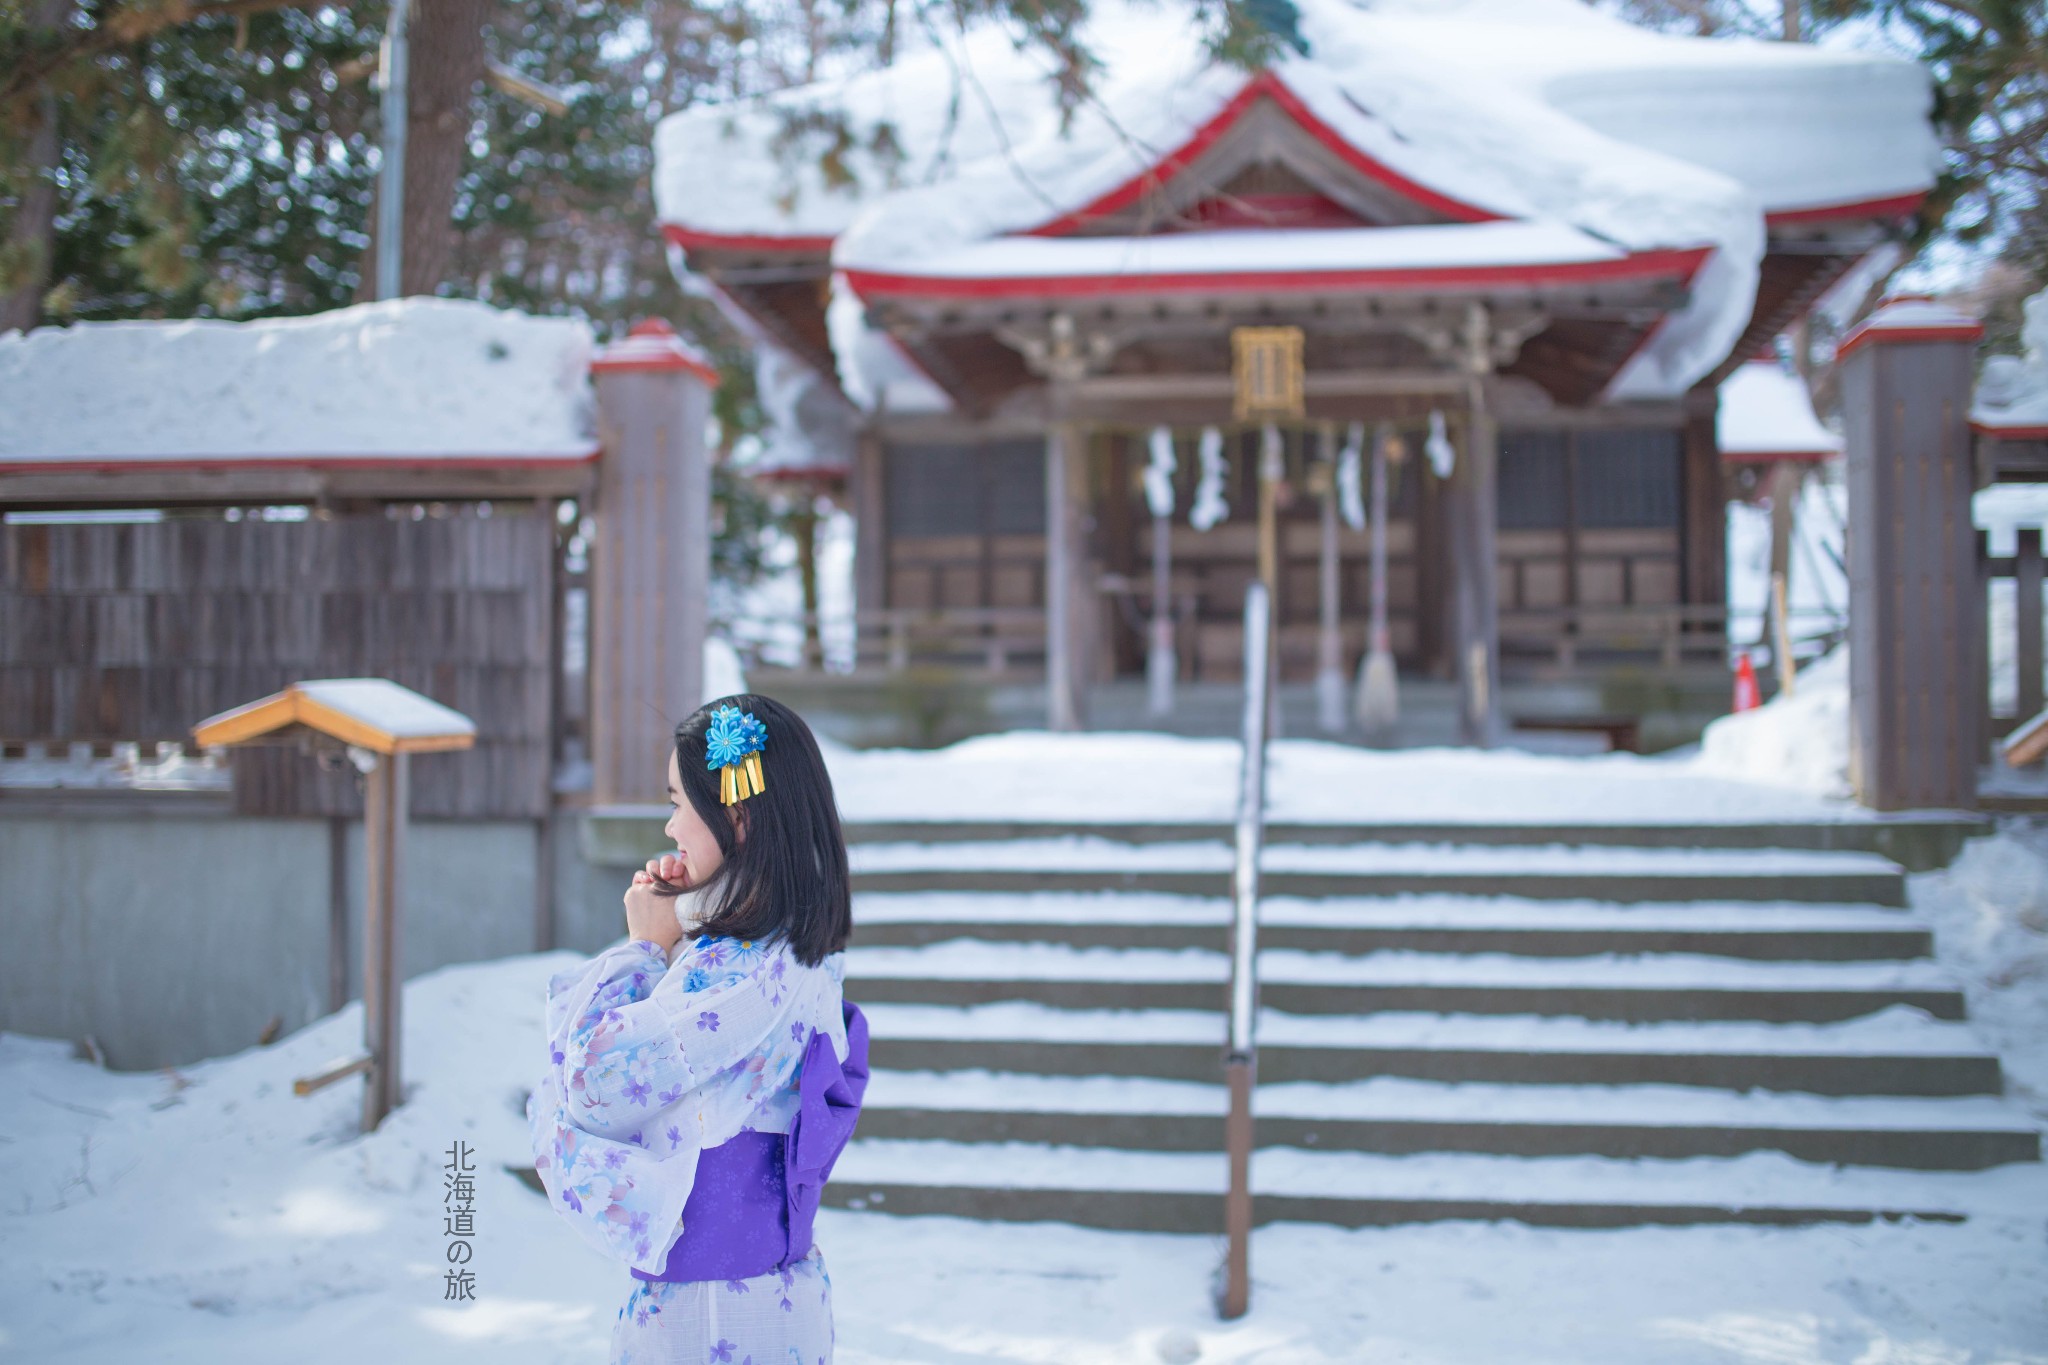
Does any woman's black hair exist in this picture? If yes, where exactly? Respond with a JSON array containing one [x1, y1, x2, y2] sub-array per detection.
[[671, 693, 852, 966]]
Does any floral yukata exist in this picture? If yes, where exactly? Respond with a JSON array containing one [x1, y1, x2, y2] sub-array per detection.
[[528, 927, 865, 1365]]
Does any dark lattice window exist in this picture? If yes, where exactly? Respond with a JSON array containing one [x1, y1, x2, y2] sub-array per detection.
[[1499, 431, 1569, 529], [1575, 429, 1680, 528], [885, 440, 1048, 538]]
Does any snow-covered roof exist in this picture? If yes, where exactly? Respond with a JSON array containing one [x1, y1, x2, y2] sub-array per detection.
[[1836, 295, 1983, 362], [838, 221, 1704, 298], [653, 0, 1938, 410], [1718, 360, 1840, 462], [750, 342, 860, 479], [656, 0, 1934, 245], [0, 298, 599, 467], [591, 318, 719, 387], [193, 677, 476, 755], [1974, 291, 2048, 441]]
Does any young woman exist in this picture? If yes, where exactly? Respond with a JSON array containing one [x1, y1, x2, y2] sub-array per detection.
[[527, 694, 866, 1365]]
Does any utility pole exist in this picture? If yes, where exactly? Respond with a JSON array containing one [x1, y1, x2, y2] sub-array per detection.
[[376, 0, 412, 301]]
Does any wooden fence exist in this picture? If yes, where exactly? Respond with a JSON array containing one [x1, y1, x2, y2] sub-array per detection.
[[0, 506, 559, 818]]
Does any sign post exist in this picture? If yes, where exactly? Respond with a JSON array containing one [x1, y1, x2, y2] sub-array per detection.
[[194, 679, 474, 1131]]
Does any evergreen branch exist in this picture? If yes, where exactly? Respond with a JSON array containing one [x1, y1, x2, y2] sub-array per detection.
[[2, 0, 335, 113]]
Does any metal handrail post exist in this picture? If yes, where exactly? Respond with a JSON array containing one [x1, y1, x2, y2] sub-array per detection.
[[1220, 581, 1270, 1321]]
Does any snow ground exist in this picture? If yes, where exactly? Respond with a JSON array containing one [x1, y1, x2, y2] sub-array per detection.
[[2, 817, 2045, 1363], [823, 728, 1884, 826]]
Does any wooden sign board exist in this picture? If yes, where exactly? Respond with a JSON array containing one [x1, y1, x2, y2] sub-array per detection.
[[1233, 326, 1305, 421]]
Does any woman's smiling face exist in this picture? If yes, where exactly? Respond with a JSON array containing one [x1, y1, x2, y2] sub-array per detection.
[[663, 748, 728, 889]]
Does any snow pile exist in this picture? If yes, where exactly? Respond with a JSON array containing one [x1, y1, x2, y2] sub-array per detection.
[[1691, 644, 1851, 798], [1718, 359, 1840, 460], [1975, 288, 2048, 437], [0, 298, 598, 464], [1909, 821, 2048, 1123]]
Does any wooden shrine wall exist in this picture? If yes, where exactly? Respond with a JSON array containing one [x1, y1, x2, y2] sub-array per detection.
[[873, 423, 1689, 683], [883, 438, 1049, 611], [1496, 428, 1685, 659], [0, 506, 558, 819]]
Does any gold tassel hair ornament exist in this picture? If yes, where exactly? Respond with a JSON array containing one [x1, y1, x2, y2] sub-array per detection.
[[705, 705, 768, 806]]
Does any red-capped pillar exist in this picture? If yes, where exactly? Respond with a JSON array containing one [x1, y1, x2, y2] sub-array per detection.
[[589, 319, 720, 805], [1838, 298, 1984, 810]]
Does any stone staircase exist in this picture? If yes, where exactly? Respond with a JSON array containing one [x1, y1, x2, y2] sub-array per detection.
[[827, 816, 2046, 1232]]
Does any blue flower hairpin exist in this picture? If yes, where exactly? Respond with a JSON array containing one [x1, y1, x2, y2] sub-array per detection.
[[705, 704, 768, 805]]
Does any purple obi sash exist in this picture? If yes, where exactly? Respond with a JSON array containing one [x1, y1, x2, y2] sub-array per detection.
[[631, 998, 869, 1283]]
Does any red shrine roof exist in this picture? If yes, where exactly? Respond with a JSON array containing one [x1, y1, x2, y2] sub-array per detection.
[[839, 223, 1710, 303], [653, 0, 1940, 411]]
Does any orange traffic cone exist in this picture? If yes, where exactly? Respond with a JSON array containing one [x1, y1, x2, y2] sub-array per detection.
[[1732, 651, 1762, 712]]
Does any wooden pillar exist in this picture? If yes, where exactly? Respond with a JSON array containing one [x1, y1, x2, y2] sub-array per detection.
[[1679, 382, 1726, 619], [1839, 299, 1983, 810], [1146, 428, 1178, 718], [854, 426, 888, 615], [1975, 528, 1994, 746], [588, 321, 717, 804], [537, 495, 563, 954], [327, 816, 349, 1013], [1315, 422, 1346, 732], [1357, 421, 1400, 743], [1447, 305, 1504, 747], [361, 751, 408, 1130], [1045, 415, 1093, 730], [1417, 449, 1447, 678]]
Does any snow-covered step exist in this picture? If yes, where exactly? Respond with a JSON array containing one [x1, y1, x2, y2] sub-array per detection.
[[854, 1070, 2042, 1170], [860, 1001, 2009, 1096], [826, 1138, 2048, 1232], [840, 814, 1986, 871], [848, 838, 1909, 904], [852, 891, 1934, 961], [844, 939, 1967, 1022]]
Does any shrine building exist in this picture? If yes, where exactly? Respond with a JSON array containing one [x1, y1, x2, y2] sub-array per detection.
[[651, 0, 1939, 746]]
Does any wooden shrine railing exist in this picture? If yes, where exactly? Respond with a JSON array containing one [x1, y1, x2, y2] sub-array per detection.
[[729, 597, 1856, 686], [730, 607, 1048, 679], [1981, 525, 2046, 745], [1499, 602, 1843, 672]]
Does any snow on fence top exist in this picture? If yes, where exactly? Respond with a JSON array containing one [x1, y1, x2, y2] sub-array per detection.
[[1974, 291, 2048, 442], [1718, 360, 1841, 462], [0, 297, 599, 467], [653, 0, 1937, 407]]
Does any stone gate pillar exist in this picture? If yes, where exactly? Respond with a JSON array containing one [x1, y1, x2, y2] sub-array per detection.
[[1838, 297, 1983, 810], [589, 319, 719, 804]]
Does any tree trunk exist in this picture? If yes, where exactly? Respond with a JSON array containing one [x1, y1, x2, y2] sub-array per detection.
[[792, 498, 821, 667], [0, 0, 72, 334], [400, 0, 486, 295], [354, 0, 488, 299]]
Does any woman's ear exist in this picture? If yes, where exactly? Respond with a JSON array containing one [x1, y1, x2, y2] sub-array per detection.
[[729, 802, 750, 845]]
